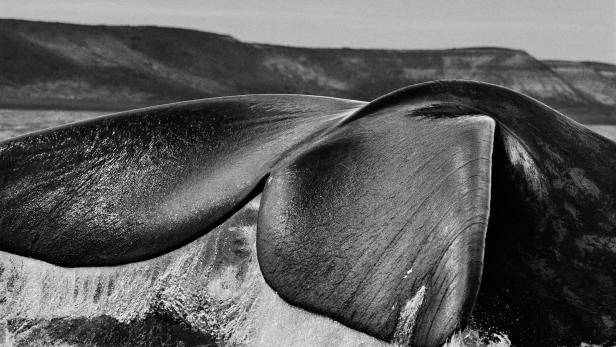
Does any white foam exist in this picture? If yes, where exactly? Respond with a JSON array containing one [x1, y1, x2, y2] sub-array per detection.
[[393, 285, 427, 345]]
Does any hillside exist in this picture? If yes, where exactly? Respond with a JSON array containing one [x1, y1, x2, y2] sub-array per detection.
[[543, 60, 616, 106], [1, 19, 615, 123]]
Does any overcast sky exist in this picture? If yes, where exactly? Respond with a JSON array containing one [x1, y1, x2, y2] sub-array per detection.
[[2, 0, 615, 64]]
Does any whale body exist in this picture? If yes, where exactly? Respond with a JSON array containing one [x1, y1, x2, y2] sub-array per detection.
[[0, 81, 615, 346]]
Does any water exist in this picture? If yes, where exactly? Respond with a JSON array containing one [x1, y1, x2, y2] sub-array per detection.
[[0, 109, 105, 140], [1, 109, 615, 346], [1, 109, 614, 143]]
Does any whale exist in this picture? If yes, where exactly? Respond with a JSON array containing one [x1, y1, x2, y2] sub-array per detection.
[[0, 81, 614, 346]]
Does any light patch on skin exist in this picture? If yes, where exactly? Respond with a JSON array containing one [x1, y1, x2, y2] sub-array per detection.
[[568, 168, 601, 198], [247, 195, 262, 210], [552, 220, 568, 243], [502, 134, 547, 201], [541, 142, 564, 164], [393, 285, 426, 346], [554, 169, 602, 200], [563, 201, 579, 220], [576, 235, 616, 255], [601, 315, 616, 330], [443, 329, 512, 347], [580, 342, 609, 347]]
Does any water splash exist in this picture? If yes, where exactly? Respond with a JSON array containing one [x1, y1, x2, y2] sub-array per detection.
[[443, 329, 511, 347], [393, 285, 427, 345], [0, 195, 515, 347], [0, 197, 388, 346]]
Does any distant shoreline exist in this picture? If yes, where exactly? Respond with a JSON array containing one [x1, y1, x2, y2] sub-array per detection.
[[3, 18, 616, 121], [0, 101, 133, 112]]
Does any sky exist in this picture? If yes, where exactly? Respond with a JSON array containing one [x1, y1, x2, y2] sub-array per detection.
[[1, 0, 615, 64]]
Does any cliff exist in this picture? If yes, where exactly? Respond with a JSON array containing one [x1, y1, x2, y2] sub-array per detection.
[[1, 19, 615, 123]]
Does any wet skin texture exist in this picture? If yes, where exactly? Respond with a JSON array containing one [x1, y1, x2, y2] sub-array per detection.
[[0, 81, 615, 346]]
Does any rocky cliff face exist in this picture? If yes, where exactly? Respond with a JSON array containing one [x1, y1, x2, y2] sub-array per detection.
[[1, 19, 615, 123], [544, 60, 616, 106]]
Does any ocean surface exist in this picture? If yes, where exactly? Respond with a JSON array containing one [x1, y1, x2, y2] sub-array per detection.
[[1, 109, 615, 143], [0, 109, 614, 347]]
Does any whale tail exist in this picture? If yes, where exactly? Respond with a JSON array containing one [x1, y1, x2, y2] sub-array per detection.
[[0, 95, 362, 266], [1, 81, 615, 346], [258, 113, 494, 346]]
